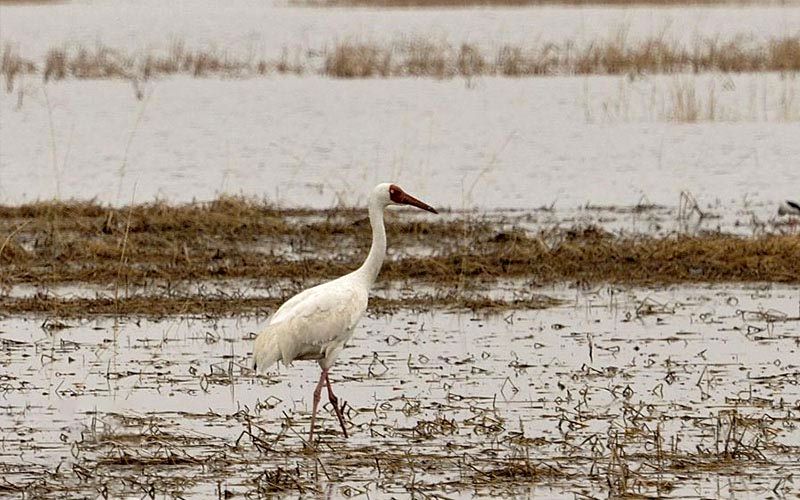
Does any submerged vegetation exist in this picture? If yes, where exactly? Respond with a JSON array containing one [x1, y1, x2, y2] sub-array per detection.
[[6, 406, 799, 498], [3, 286, 799, 497], [3, 33, 800, 90]]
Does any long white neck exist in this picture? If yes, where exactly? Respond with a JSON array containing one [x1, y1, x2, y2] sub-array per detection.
[[355, 197, 386, 286]]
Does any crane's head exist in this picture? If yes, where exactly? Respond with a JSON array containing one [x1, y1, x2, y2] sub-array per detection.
[[374, 183, 438, 214]]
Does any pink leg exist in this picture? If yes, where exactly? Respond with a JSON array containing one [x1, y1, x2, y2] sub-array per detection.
[[308, 368, 327, 444], [325, 371, 349, 438]]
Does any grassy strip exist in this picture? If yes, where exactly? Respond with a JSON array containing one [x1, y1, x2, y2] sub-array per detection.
[[323, 36, 800, 78], [3, 34, 800, 89], [0, 198, 798, 288], [0, 293, 561, 317], [391, 233, 800, 284]]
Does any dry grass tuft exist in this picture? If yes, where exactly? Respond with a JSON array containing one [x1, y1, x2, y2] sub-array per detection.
[[322, 34, 800, 78], [142, 41, 256, 78], [1, 44, 36, 92], [40, 42, 267, 82], [7, 34, 800, 84], [43, 45, 133, 81], [324, 41, 391, 78], [770, 37, 800, 71]]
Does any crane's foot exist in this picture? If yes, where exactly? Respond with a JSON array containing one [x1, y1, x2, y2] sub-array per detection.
[[324, 372, 349, 438]]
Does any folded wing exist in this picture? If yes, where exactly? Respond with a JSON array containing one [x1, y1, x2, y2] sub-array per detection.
[[252, 278, 368, 372]]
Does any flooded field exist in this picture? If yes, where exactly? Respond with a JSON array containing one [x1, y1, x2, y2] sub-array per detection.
[[1, 284, 798, 498], [2, 0, 799, 498], [3, 2, 800, 211], [2, 75, 800, 210]]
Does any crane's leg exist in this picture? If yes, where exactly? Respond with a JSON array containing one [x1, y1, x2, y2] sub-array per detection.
[[324, 371, 349, 438], [308, 368, 327, 444]]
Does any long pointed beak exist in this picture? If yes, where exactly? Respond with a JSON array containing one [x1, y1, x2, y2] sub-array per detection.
[[399, 192, 438, 214]]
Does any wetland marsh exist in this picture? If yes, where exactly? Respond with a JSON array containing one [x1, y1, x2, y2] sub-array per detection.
[[1, 0, 799, 498], [1, 284, 799, 498]]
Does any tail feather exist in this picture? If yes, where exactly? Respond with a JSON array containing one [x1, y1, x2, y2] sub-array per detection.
[[252, 324, 283, 373]]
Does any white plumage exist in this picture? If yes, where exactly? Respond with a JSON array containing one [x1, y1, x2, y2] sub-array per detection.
[[251, 182, 437, 442], [252, 277, 368, 371]]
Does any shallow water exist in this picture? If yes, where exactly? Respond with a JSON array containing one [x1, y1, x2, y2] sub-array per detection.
[[1, 284, 798, 497], [3, 2, 800, 214], [0, 0, 800, 57], [2, 75, 799, 214], [2, 3, 798, 498], [3, 0, 800, 59]]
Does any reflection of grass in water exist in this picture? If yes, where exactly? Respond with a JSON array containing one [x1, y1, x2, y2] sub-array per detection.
[[584, 72, 800, 123], [665, 75, 800, 122], [1, 44, 35, 93]]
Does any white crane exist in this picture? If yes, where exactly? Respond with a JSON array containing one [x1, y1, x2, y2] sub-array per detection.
[[778, 200, 800, 216], [252, 183, 437, 442]]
